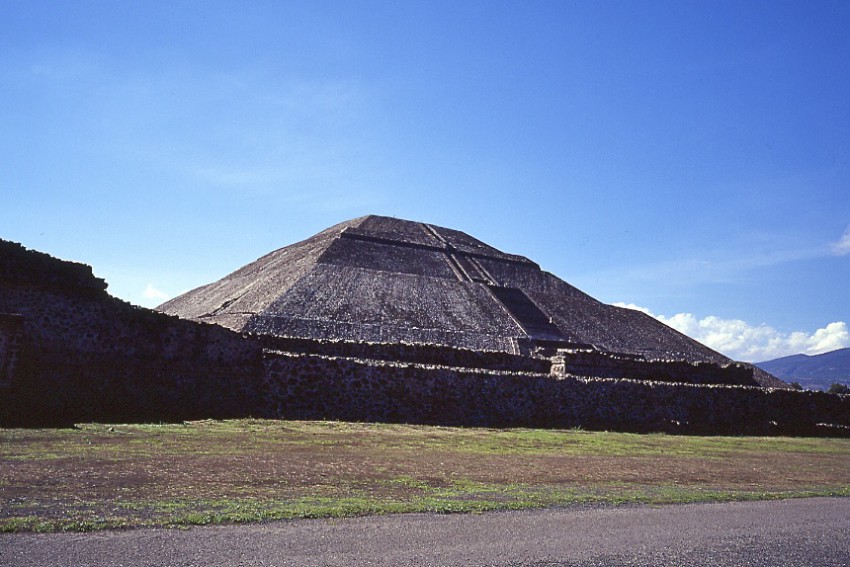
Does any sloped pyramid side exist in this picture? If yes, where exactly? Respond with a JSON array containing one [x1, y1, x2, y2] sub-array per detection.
[[158, 217, 362, 331], [160, 216, 539, 351], [158, 215, 786, 387]]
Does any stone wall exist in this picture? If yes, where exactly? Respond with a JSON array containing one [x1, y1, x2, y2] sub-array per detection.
[[261, 351, 850, 435], [257, 334, 550, 373], [550, 348, 756, 386], [0, 314, 24, 388], [0, 282, 265, 426], [1, 240, 107, 292], [1, 240, 265, 426]]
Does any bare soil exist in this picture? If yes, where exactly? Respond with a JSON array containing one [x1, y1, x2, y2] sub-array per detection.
[[2, 420, 849, 531]]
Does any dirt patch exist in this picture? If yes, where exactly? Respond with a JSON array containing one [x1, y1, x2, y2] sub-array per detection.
[[3, 420, 850, 531]]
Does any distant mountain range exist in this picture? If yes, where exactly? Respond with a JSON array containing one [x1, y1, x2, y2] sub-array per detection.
[[755, 348, 850, 391]]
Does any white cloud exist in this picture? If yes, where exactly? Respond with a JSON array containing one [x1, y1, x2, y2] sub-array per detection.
[[142, 284, 169, 301], [831, 225, 850, 256], [805, 322, 850, 353], [614, 302, 850, 362]]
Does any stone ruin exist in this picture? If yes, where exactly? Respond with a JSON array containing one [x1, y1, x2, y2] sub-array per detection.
[[1, 215, 848, 434], [0, 314, 23, 389], [158, 215, 782, 387]]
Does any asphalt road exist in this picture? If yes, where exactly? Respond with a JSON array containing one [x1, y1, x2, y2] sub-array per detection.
[[2, 498, 849, 566]]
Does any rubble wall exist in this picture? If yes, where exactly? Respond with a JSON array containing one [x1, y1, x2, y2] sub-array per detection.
[[0, 314, 24, 388], [0, 287, 264, 426], [262, 352, 850, 435], [257, 334, 550, 372], [1, 240, 265, 426], [551, 349, 756, 386]]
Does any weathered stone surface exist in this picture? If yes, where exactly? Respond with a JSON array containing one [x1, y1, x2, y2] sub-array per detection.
[[257, 335, 552, 373], [0, 240, 264, 426], [159, 215, 786, 388], [0, 313, 23, 388], [259, 351, 850, 435], [7, 225, 829, 433], [550, 347, 756, 386]]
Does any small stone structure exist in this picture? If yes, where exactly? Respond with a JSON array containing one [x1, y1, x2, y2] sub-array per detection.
[[550, 346, 756, 386], [2, 228, 848, 435]]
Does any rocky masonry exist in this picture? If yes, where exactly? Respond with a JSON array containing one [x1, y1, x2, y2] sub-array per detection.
[[259, 351, 848, 435], [549, 347, 756, 386], [1, 216, 848, 434], [0, 241, 264, 425], [0, 313, 23, 388], [162, 218, 730, 367]]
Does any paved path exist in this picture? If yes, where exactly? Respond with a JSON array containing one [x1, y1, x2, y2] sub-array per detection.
[[2, 498, 849, 566]]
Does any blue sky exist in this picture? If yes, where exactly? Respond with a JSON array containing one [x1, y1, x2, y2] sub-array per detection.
[[2, 1, 849, 362]]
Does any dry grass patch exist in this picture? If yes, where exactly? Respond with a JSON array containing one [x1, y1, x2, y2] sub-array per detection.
[[2, 419, 849, 531]]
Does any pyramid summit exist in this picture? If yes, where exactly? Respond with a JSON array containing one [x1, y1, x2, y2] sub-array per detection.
[[159, 214, 770, 382]]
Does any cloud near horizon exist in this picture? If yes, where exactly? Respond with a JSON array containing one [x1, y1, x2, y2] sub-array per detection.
[[142, 284, 171, 302], [614, 303, 850, 362]]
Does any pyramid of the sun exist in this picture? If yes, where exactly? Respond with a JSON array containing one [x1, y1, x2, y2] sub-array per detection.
[[159, 215, 755, 370]]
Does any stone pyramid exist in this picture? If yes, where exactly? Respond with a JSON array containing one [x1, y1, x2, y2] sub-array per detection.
[[158, 215, 762, 374]]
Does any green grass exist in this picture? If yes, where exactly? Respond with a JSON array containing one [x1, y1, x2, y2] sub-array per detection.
[[2, 419, 850, 532]]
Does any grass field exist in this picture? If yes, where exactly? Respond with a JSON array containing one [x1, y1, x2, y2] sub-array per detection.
[[2, 419, 850, 532]]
